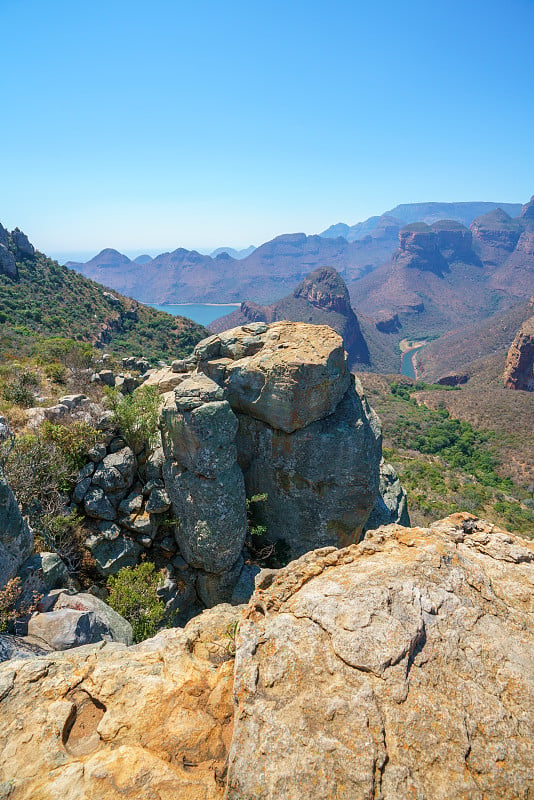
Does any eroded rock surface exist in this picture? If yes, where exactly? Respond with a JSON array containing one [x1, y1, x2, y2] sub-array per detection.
[[0, 604, 239, 800], [227, 513, 534, 800], [0, 471, 33, 587]]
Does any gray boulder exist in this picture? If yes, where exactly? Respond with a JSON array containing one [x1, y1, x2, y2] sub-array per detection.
[[54, 592, 133, 645], [163, 461, 247, 574], [92, 447, 136, 494], [0, 472, 33, 588], [27, 608, 103, 650], [0, 634, 50, 663], [83, 487, 116, 520], [86, 527, 141, 576]]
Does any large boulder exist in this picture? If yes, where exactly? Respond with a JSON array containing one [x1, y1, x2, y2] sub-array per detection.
[[226, 514, 534, 799], [54, 592, 133, 645], [0, 472, 33, 588], [195, 321, 351, 433]]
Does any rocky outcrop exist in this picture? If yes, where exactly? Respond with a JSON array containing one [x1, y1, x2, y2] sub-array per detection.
[[503, 309, 534, 390], [394, 220, 479, 275], [470, 207, 522, 265], [161, 373, 248, 605], [1, 514, 533, 800], [11, 228, 34, 259], [210, 267, 371, 368], [363, 458, 410, 530], [227, 513, 534, 799], [0, 471, 33, 587], [158, 322, 381, 603], [0, 224, 18, 279]]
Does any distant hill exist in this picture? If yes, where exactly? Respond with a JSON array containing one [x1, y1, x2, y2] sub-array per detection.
[[0, 225, 207, 363], [348, 201, 534, 340], [69, 228, 399, 304], [210, 245, 256, 259], [321, 201, 523, 241]]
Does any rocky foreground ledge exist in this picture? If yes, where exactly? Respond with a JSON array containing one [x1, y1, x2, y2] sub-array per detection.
[[1, 513, 532, 800]]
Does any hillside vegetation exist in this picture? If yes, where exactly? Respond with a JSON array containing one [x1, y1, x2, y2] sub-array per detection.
[[358, 372, 534, 537], [0, 242, 207, 364]]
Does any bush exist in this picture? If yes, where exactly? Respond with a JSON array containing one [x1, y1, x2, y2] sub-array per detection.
[[44, 362, 67, 384], [105, 385, 161, 454], [1, 369, 40, 408], [107, 561, 166, 642], [38, 511, 94, 577]]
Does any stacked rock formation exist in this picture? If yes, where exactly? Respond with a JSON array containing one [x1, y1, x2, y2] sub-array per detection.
[[156, 321, 382, 605], [503, 307, 534, 391], [0, 513, 532, 799]]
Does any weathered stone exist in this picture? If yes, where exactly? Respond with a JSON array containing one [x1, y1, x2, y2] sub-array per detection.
[[87, 442, 107, 463], [92, 447, 135, 493], [0, 605, 238, 799], [161, 393, 238, 478], [59, 394, 86, 410], [43, 403, 69, 422], [145, 486, 171, 514], [231, 563, 261, 605], [0, 243, 18, 279], [0, 634, 50, 662], [503, 310, 534, 391], [120, 512, 154, 537], [86, 531, 141, 576], [83, 488, 116, 521], [0, 472, 33, 587], [364, 457, 410, 531], [118, 489, 143, 515], [163, 461, 247, 575], [226, 514, 534, 800], [19, 552, 69, 592], [54, 593, 133, 645], [143, 365, 188, 393], [76, 461, 95, 481], [197, 322, 350, 433], [73, 476, 91, 504], [236, 377, 382, 558], [11, 228, 34, 258], [27, 609, 103, 650], [98, 369, 115, 386]]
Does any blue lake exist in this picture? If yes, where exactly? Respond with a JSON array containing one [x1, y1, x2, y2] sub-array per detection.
[[148, 303, 240, 327]]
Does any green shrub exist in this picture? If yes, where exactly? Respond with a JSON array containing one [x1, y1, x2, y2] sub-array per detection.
[[105, 385, 161, 454], [40, 420, 98, 472], [44, 362, 67, 383], [1, 369, 40, 408], [107, 562, 166, 642]]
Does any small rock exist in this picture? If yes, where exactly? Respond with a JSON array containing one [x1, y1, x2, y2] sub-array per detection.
[[84, 488, 116, 521], [19, 552, 70, 592], [145, 487, 170, 514]]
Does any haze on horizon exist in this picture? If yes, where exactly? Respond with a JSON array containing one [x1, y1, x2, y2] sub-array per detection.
[[1, 0, 533, 259]]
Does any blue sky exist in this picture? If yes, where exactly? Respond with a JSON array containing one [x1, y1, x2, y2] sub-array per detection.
[[1, 0, 533, 258]]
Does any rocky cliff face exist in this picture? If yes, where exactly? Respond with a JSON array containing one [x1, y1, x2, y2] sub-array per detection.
[[0, 224, 22, 280], [210, 267, 371, 368], [394, 220, 479, 276], [503, 305, 534, 390], [1, 513, 532, 800]]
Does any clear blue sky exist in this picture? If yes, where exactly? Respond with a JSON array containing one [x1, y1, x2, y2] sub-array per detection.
[[1, 0, 533, 259]]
